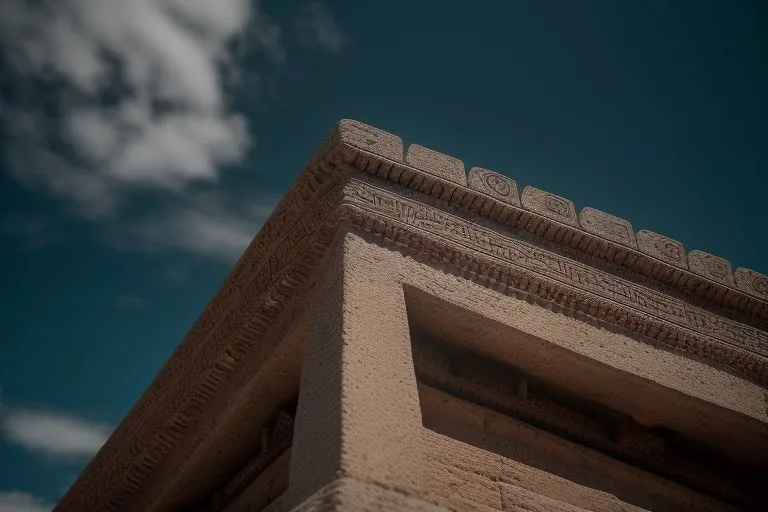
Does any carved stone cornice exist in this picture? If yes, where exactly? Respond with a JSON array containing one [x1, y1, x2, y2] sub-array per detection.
[[338, 180, 768, 380], [334, 120, 768, 325], [55, 120, 768, 512]]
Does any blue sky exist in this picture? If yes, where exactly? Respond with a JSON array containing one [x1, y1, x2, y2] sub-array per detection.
[[0, 1, 766, 509]]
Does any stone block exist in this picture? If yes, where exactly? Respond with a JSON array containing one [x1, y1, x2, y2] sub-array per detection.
[[520, 186, 579, 227], [688, 250, 735, 287], [733, 267, 768, 300], [579, 207, 637, 249], [405, 144, 467, 186], [467, 167, 521, 206], [636, 230, 687, 269], [336, 119, 404, 162]]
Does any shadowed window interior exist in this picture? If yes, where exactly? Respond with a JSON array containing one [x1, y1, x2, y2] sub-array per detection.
[[405, 287, 767, 512]]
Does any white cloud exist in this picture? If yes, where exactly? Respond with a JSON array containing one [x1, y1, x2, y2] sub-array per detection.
[[127, 194, 278, 262], [0, 0, 281, 216], [296, 3, 344, 54], [0, 1, 343, 262], [0, 492, 53, 512], [1, 409, 112, 459]]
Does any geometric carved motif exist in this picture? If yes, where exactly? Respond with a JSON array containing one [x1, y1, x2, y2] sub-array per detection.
[[579, 207, 637, 249], [636, 230, 688, 269], [520, 186, 579, 227], [688, 250, 735, 287], [467, 167, 521, 206], [734, 267, 768, 301], [343, 179, 768, 358]]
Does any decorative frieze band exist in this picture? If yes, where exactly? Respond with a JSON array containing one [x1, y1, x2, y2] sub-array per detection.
[[341, 179, 768, 360], [333, 120, 766, 323]]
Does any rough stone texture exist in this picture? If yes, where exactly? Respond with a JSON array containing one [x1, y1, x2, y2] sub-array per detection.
[[405, 144, 467, 186], [579, 207, 637, 249], [520, 186, 579, 227], [734, 267, 768, 301], [286, 232, 429, 504], [636, 230, 688, 269], [54, 120, 768, 512], [336, 119, 404, 162], [689, 250, 736, 287], [466, 167, 521, 206]]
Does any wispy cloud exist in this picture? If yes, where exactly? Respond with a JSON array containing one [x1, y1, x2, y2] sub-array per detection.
[[0, 492, 53, 512], [119, 192, 278, 263], [0, 1, 342, 262], [1, 408, 112, 459], [0, 0, 278, 218], [295, 3, 344, 54]]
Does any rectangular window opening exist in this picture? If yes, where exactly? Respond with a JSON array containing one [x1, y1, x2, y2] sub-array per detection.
[[405, 287, 766, 511]]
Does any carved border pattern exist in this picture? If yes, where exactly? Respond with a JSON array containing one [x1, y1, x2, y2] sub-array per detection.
[[343, 210, 767, 383], [341, 180, 768, 358]]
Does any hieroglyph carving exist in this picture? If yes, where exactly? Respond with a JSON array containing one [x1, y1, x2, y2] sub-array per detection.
[[342, 180, 768, 357]]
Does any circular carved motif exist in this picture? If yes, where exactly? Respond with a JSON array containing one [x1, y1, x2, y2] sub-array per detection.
[[483, 172, 511, 197], [657, 240, 681, 261], [752, 275, 768, 296], [708, 259, 728, 278], [544, 195, 569, 217]]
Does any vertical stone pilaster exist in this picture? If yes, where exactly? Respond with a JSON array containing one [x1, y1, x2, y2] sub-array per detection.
[[286, 230, 430, 510]]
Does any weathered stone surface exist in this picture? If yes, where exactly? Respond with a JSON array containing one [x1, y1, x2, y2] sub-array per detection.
[[636, 230, 687, 269], [578, 207, 637, 249], [520, 186, 579, 227], [466, 167, 521, 206], [342, 179, 768, 363], [405, 144, 466, 186], [734, 267, 768, 301], [336, 119, 403, 162], [56, 120, 768, 512], [688, 250, 735, 287]]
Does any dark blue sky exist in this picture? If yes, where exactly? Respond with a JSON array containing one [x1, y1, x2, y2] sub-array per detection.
[[1, 1, 766, 508]]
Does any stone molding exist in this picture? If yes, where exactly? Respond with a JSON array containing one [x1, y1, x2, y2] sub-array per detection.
[[337, 119, 767, 319], [55, 119, 768, 512], [339, 178, 768, 363]]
